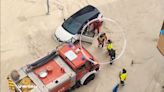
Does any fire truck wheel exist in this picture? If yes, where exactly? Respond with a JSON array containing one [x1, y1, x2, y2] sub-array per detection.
[[65, 89, 71, 92], [72, 81, 81, 89], [83, 74, 95, 85]]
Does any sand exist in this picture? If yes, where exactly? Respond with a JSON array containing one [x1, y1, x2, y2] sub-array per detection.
[[1, 0, 164, 92]]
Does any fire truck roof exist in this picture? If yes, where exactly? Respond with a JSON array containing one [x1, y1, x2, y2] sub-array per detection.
[[33, 55, 75, 85], [58, 43, 96, 70], [32, 43, 97, 85]]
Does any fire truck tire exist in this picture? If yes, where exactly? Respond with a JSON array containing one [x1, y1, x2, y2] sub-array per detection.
[[80, 70, 96, 85], [65, 89, 71, 92], [72, 81, 81, 89], [83, 74, 95, 85]]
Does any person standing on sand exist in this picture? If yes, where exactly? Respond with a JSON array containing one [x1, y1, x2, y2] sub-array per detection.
[[107, 39, 113, 52], [97, 32, 107, 47], [109, 49, 116, 65], [92, 20, 103, 34], [119, 68, 127, 86], [113, 84, 119, 92]]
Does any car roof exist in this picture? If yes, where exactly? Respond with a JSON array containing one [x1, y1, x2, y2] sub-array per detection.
[[71, 5, 100, 24], [62, 5, 100, 34]]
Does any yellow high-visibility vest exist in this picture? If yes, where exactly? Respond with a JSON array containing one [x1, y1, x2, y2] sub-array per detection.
[[8, 79, 15, 86], [8, 79, 15, 91], [120, 73, 127, 81], [107, 43, 113, 50]]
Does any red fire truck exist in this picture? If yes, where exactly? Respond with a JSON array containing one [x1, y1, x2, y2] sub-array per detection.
[[8, 43, 99, 92]]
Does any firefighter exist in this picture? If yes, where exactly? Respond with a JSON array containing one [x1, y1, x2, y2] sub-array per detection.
[[107, 39, 116, 65], [7, 76, 15, 92], [109, 49, 116, 65], [97, 33, 107, 47], [107, 39, 113, 51], [119, 68, 127, 86]]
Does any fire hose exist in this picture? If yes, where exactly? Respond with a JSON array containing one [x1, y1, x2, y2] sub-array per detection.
[[79, 17, 127, 65]]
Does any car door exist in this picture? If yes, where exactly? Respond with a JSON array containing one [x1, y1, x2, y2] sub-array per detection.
[[80, 26, 95, 43]]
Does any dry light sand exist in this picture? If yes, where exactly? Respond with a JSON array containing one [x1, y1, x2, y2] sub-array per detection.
[[1, 0, 164, 92]]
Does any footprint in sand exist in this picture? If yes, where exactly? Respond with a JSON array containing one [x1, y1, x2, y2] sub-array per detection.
[[17, 16, 27, 22], [24, 0, 36, 3]]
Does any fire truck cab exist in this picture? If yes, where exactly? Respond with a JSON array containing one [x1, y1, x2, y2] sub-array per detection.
[[8, 43, 99, 92]]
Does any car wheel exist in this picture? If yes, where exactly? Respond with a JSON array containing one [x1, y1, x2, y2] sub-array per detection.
[[73, 40, 79, 44]]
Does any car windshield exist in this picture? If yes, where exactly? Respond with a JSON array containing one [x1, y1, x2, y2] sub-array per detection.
[[62, 18, 82, 35], [62, 5, 100, 35]]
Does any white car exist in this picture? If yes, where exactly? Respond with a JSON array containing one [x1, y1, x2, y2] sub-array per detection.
[[53, 5, 103, 43]]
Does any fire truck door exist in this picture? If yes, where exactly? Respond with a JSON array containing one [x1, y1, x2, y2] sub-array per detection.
[[76, 64, 88, 80]]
